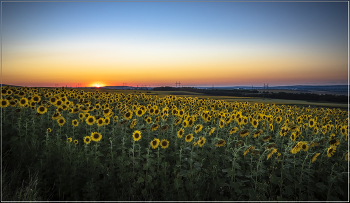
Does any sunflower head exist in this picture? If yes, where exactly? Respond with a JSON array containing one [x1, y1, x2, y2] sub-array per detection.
[[90, 132, 102, 142], [177, 128, 184, 138], [72, 119, 79, 127], [160, 139, 169, 149], [185, 134, 193, 142], [151, 138, 160, 149], [132, 130, 142, 141], [216, 139, 226, 148], [84, 136, 91, 144], [327, 145, 337, 157], [57, 117, 66, 126]]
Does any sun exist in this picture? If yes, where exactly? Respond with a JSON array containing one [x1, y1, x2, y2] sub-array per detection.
[[90, 82, 104, 88]]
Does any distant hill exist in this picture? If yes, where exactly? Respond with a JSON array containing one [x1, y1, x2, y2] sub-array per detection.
[[1, 84, 22, 87]]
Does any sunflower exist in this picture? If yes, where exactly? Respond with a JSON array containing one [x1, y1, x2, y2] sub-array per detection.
[[172, 118, 181, 126], [79, 113, 84, 120], [300, 142, 308, 152], [91, 132, 102, 142], [37, 106, 47, 114], [290, 132, 297, 141], [74, 139, 78, 145], [188, 119, 194, 127], [49, 97, 57, 105], [327, 145, 336, 157], [183, 120, 189, 128], [86, 116, 96, 125], [124, 110, 133, 120], [185, 134, 193, 142], [229, 127, 239, 134], [269, 124, 273, 131], [216, 139, 226, 148], [178, 109, 184, 117], [219, 119, 225, 128], [160, 125, 169, 132], [309, 119, 316, 128], [136, 108, 144, 117], [104, 117, 110, 125], [312, 153, 320, 163], [84, 136, 91, 144], [203, 126, 213, 135], [55, 99, 63, 107], [47, 128, 51, 133], [198, 137, 206, 147], [151, 124, 160, 131], [160, 139, 169, 149], [96, 118, 104, 127], [290, 142, 303, 154], [113, 116, 118, 122], [329, 139, 340, 146], [265, 143, 276, 150], [262, 135, 271, 142], [243, 146, 255, 156], [149, 108, 155, 115], [253, 130, 263, 138], [1, 99, 9, 108], [345, 152, 349, 161], [19, 98, 28, 107], [239, 129, 249, 138], [177, 128, 184, 138], [340, 126, 347, 136], [67, 138, 72, 143], [194, 124, 203, 134], [132, 130, 142, 141], [267, 148, 277, 160], [276, 116, 282, 124], [103, 108, 112, 116], [57, 117, 66, 126], [151, 138, 160, 149], [280, 126, 288, 137], [72, 119, 79, 127], [252, 119, 259, 128], [252, 150, 260, 155]]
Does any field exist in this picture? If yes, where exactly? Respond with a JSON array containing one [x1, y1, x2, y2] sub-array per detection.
[[2, 86, 349, 201]]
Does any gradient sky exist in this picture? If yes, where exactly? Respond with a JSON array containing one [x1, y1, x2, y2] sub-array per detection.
[[1, 0, 348, 87]]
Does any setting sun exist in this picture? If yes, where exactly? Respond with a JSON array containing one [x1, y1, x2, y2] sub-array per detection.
[[91, 82, 104, 88]]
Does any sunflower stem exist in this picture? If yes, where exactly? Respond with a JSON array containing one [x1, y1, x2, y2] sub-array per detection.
[[157, 146, 160, 171], [132, 140, 135, 172]]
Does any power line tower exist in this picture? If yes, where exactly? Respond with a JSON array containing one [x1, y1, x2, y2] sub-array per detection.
[[175, 81, 181, 87]]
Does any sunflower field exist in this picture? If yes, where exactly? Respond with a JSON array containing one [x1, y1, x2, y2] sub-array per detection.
[[1, 86, 349, 201]]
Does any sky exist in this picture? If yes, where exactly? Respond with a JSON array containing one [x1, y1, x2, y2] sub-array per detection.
[[1, 0, 348, 87]]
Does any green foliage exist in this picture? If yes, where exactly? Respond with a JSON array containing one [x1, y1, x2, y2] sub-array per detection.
[[1, 87, 348, 200]]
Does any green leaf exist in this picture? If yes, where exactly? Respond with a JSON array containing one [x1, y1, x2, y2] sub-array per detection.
[[147, 175, 152, 183], [222, 168, 228, 173], [96, 151, 104, 157], [334, 186, 344, 196], [316, 182, 328, 192], [143, 163, 148, 170], [284, 185, 293, 197], [10, 136, 18, 142], [137, 176, 144, 183], [234, 163, 241, 170], [270, 174, 280, 185], [187, 158, 193, 164]]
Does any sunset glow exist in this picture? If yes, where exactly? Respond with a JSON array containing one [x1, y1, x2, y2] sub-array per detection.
[[1, 1, 348, 87]]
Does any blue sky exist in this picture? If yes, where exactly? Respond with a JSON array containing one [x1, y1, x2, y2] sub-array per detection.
[[2, 1, 348, 87]]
